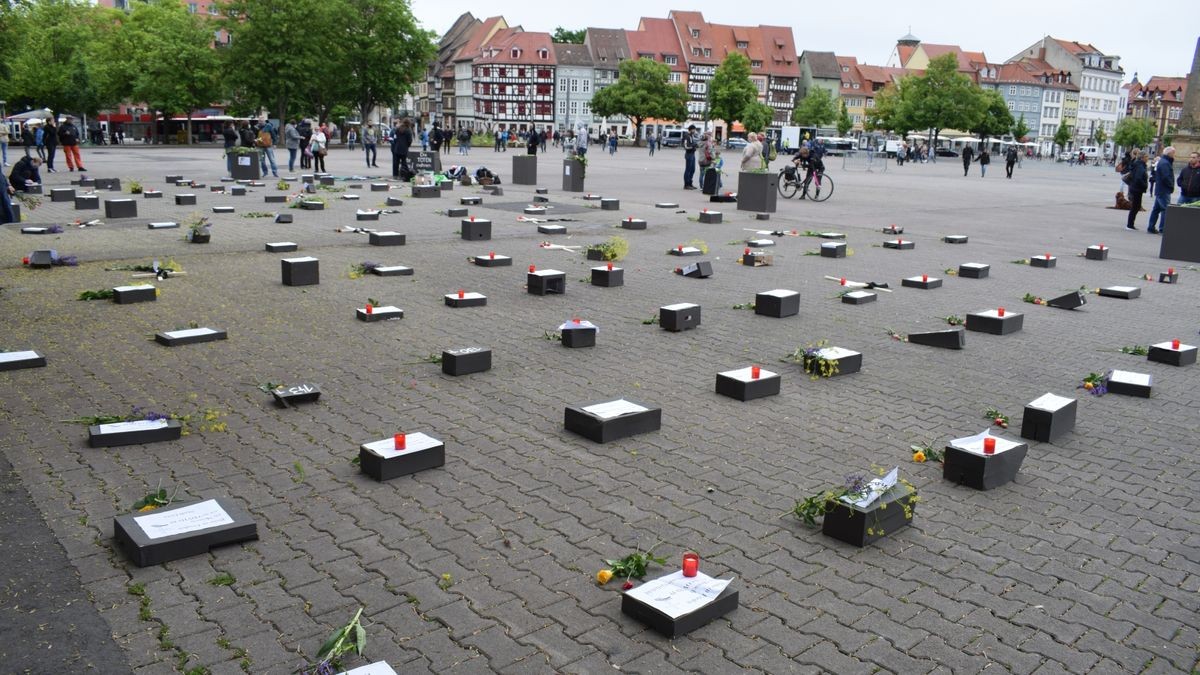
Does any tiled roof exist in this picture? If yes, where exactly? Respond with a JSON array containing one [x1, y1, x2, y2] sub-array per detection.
[[802, 50, 841, 79], [554, 43, 594, 68], [757, 25, 798, 77], [836, 56, 862, 88], [630, 18, 686, 72], [474, 31, 556, 66], [585, 28, 631, 69], [919, 43, 986, 71], [1136, 76, 1188, 101], [451, 16, 508, 63], [1053, 38, 1102, 56], [897, 44, 917, 66]]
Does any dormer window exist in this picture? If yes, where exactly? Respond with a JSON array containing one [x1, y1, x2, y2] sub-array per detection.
[[841, 66, 849, 72], [691, 29, 700, 38], [511, 48, 520, 59], [703, 48, 711, 57], [538, 48, 548, 59], [737, 41, 748, 49], [751, 60, 762, 68]]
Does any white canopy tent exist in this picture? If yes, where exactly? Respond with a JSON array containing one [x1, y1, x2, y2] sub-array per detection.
[[5, 108, 54, 121]]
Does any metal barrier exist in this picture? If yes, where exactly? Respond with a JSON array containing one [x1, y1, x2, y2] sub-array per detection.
[[840, 150, 888, 173]]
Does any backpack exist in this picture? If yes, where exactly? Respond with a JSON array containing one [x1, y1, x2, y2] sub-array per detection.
[[767, 144, 778, 161], [239, 127, 256, 147], [256, 130, 273, 148]]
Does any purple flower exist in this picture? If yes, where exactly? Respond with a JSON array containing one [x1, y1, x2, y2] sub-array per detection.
[[144, 411, 168, 421], [53, 255, 78, 266], [48, 225, 64, 233], [360, 261, 379, 272], [844, 473, 867, 494]]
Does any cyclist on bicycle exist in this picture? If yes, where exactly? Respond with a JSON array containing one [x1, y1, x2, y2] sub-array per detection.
[[791, 146, 825, 189]]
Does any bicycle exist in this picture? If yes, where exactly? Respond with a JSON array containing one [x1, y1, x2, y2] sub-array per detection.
[[777, 165, 834, 202]]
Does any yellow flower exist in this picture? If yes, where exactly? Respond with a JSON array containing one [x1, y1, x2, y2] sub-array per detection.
[[138, 504, 159, 512], [912, 451, 926, 463], [596, 569, 613, 585]]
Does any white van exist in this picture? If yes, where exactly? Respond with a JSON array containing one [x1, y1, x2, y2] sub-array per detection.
[[660, 129, 686, 147]]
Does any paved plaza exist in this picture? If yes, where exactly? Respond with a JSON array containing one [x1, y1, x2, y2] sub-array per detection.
[[1, 143, 1197, 674]]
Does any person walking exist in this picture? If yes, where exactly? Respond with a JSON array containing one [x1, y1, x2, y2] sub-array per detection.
[[0, 122, 9, 166], [1004, 145, 1018, 178], [33, 124, 46, 161], [1146, 147, 1175, 234], [391, 119, 413, 179], [978, 147, 990, 177], [961, 144, 974, 176], [43, 119, 59, 173], [740, 133, 762, 173], [284, 120, 301, 172], [607, 130, 618, 156], [310, 124, 328, 173], [647, 131, 656, 156], [1124, 150, 1149, 231], [346, 126, 357, 152], [21, 124, 34, 159], [420, 127, 428, 152], [299, 121, 313, 170], [682, 124, 698, 189], [362, 123, 378, 168], [1177, 151, 1200, 205]]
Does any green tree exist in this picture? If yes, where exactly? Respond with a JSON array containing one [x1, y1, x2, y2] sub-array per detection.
[[551, 27, 585, 44], [973, 89, 1014, 141], [341, 0, 437, 126], [590, 57, 687, 146], [791, 87, 837, 126], [1112, 117, 1154, 151], [740, 101, 774, 133], [1093, 126, 1107, 149], [1012, 113, 1030, 141], [1053, 122, 1072, 154], [836, 99, 853, 136], [901, 53, 986, 158], [866, 81, 915, 135], [708, 52, 758, 141]]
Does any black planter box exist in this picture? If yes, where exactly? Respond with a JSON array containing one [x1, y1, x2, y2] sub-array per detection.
[[1046, 291, 1087, 310], [74, 195, 99, 210], [736, 171, 777, 213], [1084, 245, 1109, 261], [592, 265, 623, 287], [447, 207, 469, 217], [230, 157, 261, 180], [281, 257, 319, 286], [271, 383, 321, 406], [461, 196, 481, 205], [669, 246, 703, 256], [958, 263, 990, 278], [445, 291, 487, 307], [716, 366, 780, 401], [1021, 392, 1077, 443], [655, 202, 679, 209], [943, 235, 968, 244], [528, 269, 566, 295], [600, 198, 620, 210], [677, 261, 713, 278], [564, 398, 661, 443], [359, 432, 445, 482], [965, 309, 1023, 335], [1148, 341, 1196, 366], [841, 290, 876, 305], [660, 303, 700, 331], [755, 289, 799, 318], [0, 350, 47, 371], [275, 214, 293, 224], [883, 239, 915, 250], [620, 218, 647, 230], [371, 265, 413, 276], [442, 347, 491, 375], [901, 275, 941, 289], [230, 186, 246, 196], [356, 210, 380, 221], [89, 418, 182, 448], [1098, 285, 1140, 299], [369, 231, 406, 246], [621, 574, 738, 638], [561, 323, 597, 348], [537, 224, 566, 235], [114, 497, 257, 567], [1029, 255, 1057, 268], [506, 154, 536, 185], [50, 188, 75, 202], [562, 159, 585, 192], [943, 436, 1028, 490], [155, 327, 228, 346], [1159, 271, 1179, 284], [371, 182, 390, 192], [908, 327, 965, 349], [143, 190, 162, 199], [300, 200, 324, 210], [265, 242, 298, 253], [212, 206, 235, 214], [175, 194, 197, 206], [113, 284, 156, 304], [742, 252, 773, 266], [1158, 205, 1200, 263], [474, 253, 511, 267], [822, 483, 917, 546], [412, 185, 440, 198], [812, 346, 861, 376], [1107, 370, 1152, 397], [461, 219, 491, 240], [356, 305, 404, 322], [820, 242, 846, 258]]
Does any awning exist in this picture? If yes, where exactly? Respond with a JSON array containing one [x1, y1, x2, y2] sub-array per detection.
[[6, 108, 54, 121]]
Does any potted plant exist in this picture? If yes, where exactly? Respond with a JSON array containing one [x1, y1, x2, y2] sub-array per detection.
[[186, 214, 211, 243], [562, 154, 586, 192], [585, 235, 629, 261], [127, 179, 143, 195], [226, 146, 261, 180], [736, 168, 777, 213]]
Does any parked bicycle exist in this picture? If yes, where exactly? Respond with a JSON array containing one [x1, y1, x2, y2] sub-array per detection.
[[777, 164, 834, 202]]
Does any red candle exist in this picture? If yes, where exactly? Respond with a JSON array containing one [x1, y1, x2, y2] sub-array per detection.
[[606, 262, 613, 271], [898, 238, 903, 245], [365, 304, 373, 315], [458, 289, 465, 298], [682, 552, 699, 577], [394, 433, 406, 450], [572, 317, 581, 324], [744, 247, 751, 254], [677, 245, 683, 252], [997, 307, 1005, 317], [983, 437, 996, 454], [921, 274, 928, 282], [751, 365, 761, 379], [1169, 267, 1175, 275], [1099, 243, 1105, 250], [840, 277, 846, 286], [1046, 253, 1052, 259], [529, 264, 536, 273], [470, 216, 475, 221], [702, 208, 708, 213], [1172, 339, 1181, 350], [489, 251, 495, 259]]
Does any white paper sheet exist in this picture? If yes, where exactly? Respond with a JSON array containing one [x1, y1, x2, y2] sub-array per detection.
[[134, 499, 234, 539], [841, 467, 899, 508], [338, 663, 399, 675], [623, 571, 734, 619], [97, 419, 170, 434], [1110, 370, 1151, 386], [163, 327, 218, 339], [558, 320, 597, 331], [1027, 393, 1073, 411], [582, 399, 648, 419], [948, 430, 1022, 457], [0, 350, 40, 363], [361, 432, 440, 459]]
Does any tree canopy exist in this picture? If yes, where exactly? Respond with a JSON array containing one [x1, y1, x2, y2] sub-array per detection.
[[1112, 118, 1154, 150], [740, 101, 774, 133], [836, 99, 853, 137], [792, 87, 837, 127], [590, 57, 687, 145], [973, 89, 1014, 141], [552, 27, 585, 44], [1012, 113, 1031, 142], [708, 52, 758, 139]]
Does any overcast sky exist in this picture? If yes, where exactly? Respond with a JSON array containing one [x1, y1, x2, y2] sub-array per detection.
[[410, 0, 1197, 83]]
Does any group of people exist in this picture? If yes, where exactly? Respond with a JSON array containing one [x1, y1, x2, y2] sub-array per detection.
[[1121, 146, 1200, 234], [959, 145, 1021, 178], [0, 117, 86, 174]]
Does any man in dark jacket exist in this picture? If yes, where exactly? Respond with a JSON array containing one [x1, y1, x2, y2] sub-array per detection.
[[1125, 150, 1149, 231], [682, 125, 698, 189], [391, 120, 413, 179], [58, 117, 85, 171], [43, 119, 59, 172], [1005, 146, 1019, 178], [961, 145, 974, 176], [1146, 147, 1175, 234], [8, 155, 42, 190], [1177, 151, 1200, 205]]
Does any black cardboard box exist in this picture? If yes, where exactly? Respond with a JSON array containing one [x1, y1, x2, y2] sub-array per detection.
[[965, 309, 1023, 335], [281, 257, 319, 286], [461, 219, 492, 240], [113, 284, 157, 304], [592, 265, 623, 287], [1148, 341, 1196, 366], [0, 350, 47, 371], [369, 231, 406, 246], [822, 484, 917, 547], [271, 383, 321, 406], [660, 303, 700, 331], [1020, 392, 1076, 443], [755, 289, 799, 318], [89, 419, 182, 447], [564, 399, 662, 443], [943, 436, 1028, 490], [958, 263, 990, 278], [359, 433, 445, 481], [114, 497, 257, 567], [356, 306, 404, 322], [444, 291, 487, 307], [621, 575, 738, 638], [442, 347, 491, 375], [528, 269, 566, 295], [901, 275, 941, 289], [715, 366, 780, 401], [154, 327, 228, 346]]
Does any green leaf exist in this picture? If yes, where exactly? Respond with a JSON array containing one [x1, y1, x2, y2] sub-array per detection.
[[353, 622, 366, 655]]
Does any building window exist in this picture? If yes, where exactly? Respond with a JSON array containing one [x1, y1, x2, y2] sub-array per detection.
[[570, 79, 579, 93], [737, 41, 748, 49], [1007, 101, 1015, 111], [582, 79, 590, 93], [558, 78, 567, 93], [751, 60, 762, 69], [691, 29, 700, 38], [669, 72, 681, 83], [704, 48, 711, 57], [852, 83, 859, 89], [570, 101, 578, 115], [693, 48, 701, 56], [558, 100, 567, 114], [538, 48, 548, 59], [1009, 86, 1016, 96], [511, 48, 520, 59], [841, 66, 849, 72], [188, 2, 197, 12], [581, 102, 591, 115], [665, 55, 677, 65]]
